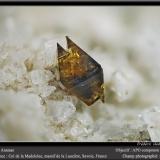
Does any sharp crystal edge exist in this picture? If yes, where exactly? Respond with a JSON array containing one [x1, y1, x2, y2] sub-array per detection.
[[57, 36, 104, 106]]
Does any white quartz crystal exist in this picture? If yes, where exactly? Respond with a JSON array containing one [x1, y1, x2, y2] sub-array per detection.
[[30, 69, 53, 85], [47, 100, 76, 123], [142, 106, 160, 142], [43, 39, 57, 66], [38, 85, 56, 98], [110, 71, 132, 102]]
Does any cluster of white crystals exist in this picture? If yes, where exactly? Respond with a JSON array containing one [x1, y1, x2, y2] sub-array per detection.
[[0, 7, 160, 141]]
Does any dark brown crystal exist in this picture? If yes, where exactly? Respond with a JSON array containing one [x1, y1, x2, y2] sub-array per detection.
[[57, 36, 104, 106]]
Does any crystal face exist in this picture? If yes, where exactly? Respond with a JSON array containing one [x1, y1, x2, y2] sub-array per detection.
[[57, 36, 104, 106]]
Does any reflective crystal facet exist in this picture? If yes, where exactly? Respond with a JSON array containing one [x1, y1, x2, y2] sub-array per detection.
[[57, 36, 104, 106]]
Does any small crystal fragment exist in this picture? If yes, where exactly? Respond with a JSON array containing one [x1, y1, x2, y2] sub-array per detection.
[[24, 58, 33, 72], [57, 36, 104, 106]]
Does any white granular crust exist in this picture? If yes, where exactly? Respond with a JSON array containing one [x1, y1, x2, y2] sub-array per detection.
[[1, 7, 160, 141]]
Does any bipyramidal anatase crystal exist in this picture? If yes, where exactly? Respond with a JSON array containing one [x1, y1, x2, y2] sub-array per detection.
[[57, 36, 104, 106]]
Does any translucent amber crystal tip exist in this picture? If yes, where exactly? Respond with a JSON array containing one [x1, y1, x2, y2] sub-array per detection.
[[57, 43, 67, 58], [66, 36, 75, 49], [57, 37, 104, 106]]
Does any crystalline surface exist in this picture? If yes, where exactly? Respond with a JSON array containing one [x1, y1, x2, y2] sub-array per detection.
[[1, 7, 160, 141], [58, 37, 104, 106], [0, 91, 51, 141], [47, 100, 76, 123], [142, 106, 160, 142]]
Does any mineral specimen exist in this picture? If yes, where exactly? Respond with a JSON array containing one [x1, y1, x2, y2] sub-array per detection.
[[57, 36, 104, 106], [0, 8, 157, 142]]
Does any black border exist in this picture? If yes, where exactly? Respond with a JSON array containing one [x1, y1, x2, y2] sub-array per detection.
[[0, 1, 159, 6]]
